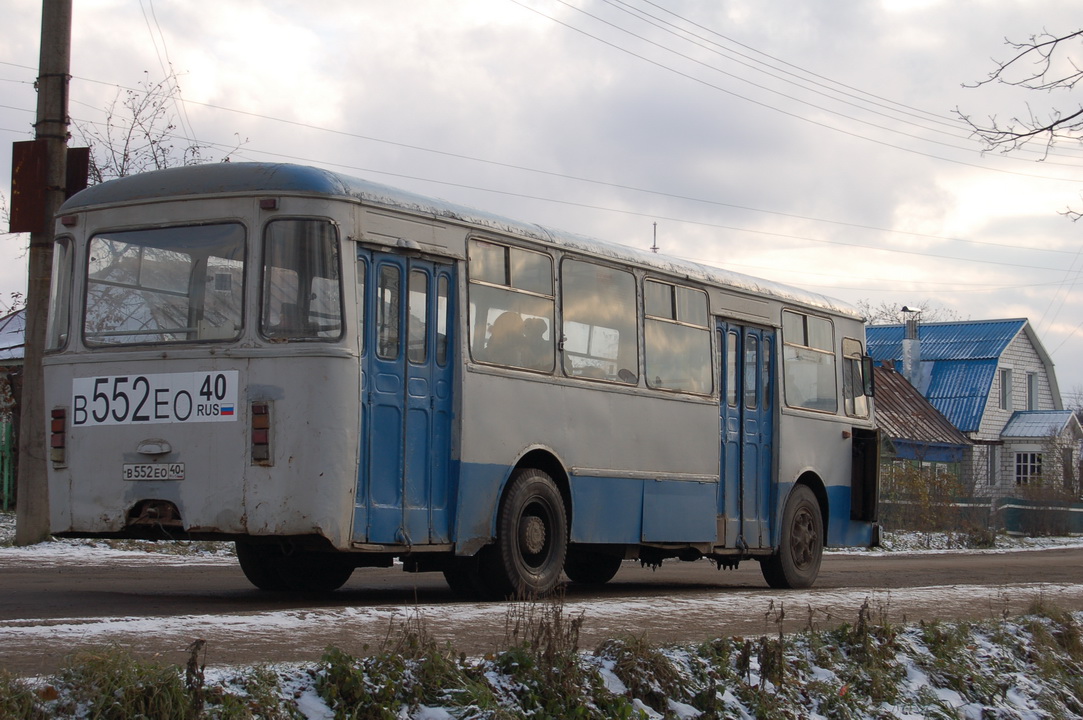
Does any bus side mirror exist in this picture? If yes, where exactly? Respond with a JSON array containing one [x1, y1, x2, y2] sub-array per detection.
[[862, 356, 875, 397]]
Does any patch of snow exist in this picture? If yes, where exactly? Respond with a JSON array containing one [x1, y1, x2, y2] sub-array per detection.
[[632, 698, 663, 719], [668, 697, 703, 718], [595, 657, 628, 695]]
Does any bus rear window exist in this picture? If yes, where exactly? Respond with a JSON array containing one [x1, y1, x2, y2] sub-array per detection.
[[84, 224, 245, 346]]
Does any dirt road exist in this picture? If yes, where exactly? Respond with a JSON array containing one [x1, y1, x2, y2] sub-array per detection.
[[2, 545, 1082, 675]]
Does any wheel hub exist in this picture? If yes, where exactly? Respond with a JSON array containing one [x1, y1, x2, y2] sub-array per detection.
[[519, 515, 547, 555]]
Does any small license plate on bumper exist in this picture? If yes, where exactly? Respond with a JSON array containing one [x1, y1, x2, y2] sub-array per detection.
[[122, 463, 185, 481]]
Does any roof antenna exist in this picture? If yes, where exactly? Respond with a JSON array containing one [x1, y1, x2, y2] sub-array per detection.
[[650, 222, 659, 253]]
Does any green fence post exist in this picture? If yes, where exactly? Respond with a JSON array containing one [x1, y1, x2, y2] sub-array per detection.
[[0, 421, 12, 511]]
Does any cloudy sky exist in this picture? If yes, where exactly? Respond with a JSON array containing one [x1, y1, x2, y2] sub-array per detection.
[[2, 1, 1082, 399]]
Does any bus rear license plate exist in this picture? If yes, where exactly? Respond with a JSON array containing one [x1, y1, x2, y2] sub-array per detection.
[[122, 463, 185, 481]]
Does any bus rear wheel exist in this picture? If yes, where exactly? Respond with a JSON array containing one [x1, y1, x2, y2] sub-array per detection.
[[235, 542, 354, 592], [760, 485, 823, 589], [482, 468, 568, 599], [564, 548, 622, 585]]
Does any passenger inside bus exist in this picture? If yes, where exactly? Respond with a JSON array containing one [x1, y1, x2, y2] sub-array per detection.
[[521, 317, 551, 370], [485, 311, 524, 365]]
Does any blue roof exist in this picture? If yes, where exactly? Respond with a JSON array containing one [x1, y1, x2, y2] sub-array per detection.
[[1002, 411, 1079, 438], [866, 319, 1026, 362], [866, 320, 1028, 433]]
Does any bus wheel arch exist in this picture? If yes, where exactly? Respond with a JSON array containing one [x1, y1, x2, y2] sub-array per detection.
[[480, 452, 570, 599], [514, 449, 572, 526], [761, 477, 825, 589]]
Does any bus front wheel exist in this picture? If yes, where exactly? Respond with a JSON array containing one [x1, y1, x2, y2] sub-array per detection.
[[482, 467, 568, 599], [235, 542, 354, 592], [760, 485, 823, 589]]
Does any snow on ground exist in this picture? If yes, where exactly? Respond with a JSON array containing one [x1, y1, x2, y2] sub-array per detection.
[[5, 511, 1083, 718], [3, 509, 1083, 665], [5, 510, 1083, 561]]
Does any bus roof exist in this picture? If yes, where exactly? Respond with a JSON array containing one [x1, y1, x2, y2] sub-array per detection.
[[60, 162, 860, 319]]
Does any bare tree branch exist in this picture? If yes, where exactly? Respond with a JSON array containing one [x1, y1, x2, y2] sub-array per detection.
[[858, 300, 964, 326], [74, 71, 246, 185], [966, 29, 1083, 91], [958, 29, 1083, 219], [956, 29, 1083, 154]]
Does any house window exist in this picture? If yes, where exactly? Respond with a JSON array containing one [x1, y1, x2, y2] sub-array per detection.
[[1026, 372, 1038, 411], [999, 368, 1012, 411], [1015, 452, 1042, 486]]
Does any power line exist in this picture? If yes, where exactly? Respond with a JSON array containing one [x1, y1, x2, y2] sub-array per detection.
[[139, 0, 198, 145], [180, 132, 1074, 274], [47, 70, 1078, 259], [599, 1, 975, 139], [508, 0, 1083, 179]]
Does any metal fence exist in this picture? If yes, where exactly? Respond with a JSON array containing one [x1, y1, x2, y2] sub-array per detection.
[[880, 496, 1083, 536]]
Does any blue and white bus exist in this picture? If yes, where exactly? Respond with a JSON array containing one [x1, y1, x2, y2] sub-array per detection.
[[43, 163, 879, 597]]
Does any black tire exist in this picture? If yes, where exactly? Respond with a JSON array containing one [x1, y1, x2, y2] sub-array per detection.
[[481, 468, 568, 599], [564, 548, 622, 585], [760, 485, 823, 589], [235, 542, 354, 592]]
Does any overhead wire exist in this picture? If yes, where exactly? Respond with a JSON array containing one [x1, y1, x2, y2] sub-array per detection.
[[516, 0, 1083, 176], [3, 60, 1078, 280], [632, 0, 1083, 159], [600, 0, 984, 143], [38, 67, 1079, 261], [152, 128, 1073, 276], [3, 17, 1082, 298]]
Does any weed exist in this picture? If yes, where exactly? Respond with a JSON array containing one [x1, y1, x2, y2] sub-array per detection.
[[317, 609, 503, 719], [1026, 596, 1083, 660], [961, 525, 998, 548], [202, 665, 303, 720], [594, 635, 684, 714], [825, 600, 904, 705], [54, 646, 190, 720], [0, 669, 46, 720]]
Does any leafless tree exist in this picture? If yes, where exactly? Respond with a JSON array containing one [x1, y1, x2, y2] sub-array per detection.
[[74, 71, 244, 185], [858, 299, 963, 326], [956, 29, 1083, 219]]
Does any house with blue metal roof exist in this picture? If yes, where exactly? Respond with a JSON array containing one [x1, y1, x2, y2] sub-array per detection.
[[866, 318, 1081, 495]]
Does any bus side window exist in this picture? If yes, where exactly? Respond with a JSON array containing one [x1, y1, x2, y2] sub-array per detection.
[[643, 280, 712, 393], [782, 310, 837, 412], [467, 240, 554, 372], [46, 236, 73, 350], [561, 259, 638, 384], [842, 337, 869, 418]]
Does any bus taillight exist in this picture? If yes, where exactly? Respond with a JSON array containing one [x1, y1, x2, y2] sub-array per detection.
[[251, 401, 272, 465], [50, 407, 67, 467]]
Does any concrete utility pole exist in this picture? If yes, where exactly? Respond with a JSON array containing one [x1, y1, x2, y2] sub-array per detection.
[[15, 0, 73, 545]]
